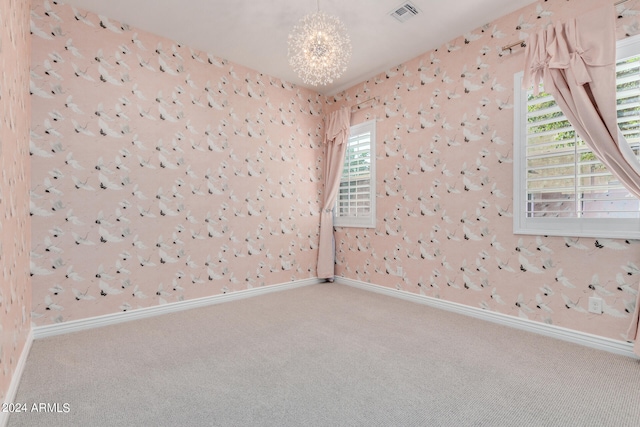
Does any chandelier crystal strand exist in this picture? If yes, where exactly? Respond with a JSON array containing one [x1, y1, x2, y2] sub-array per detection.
[[288, 6, 352, 86]]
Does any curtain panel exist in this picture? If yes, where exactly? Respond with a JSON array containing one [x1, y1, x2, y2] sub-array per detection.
[[317, 107, 350, 279], [523, 6, 640, 355]]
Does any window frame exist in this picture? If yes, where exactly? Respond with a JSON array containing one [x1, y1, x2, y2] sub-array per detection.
[[334, 119, 376, 229], [513, 34, 640, 239]]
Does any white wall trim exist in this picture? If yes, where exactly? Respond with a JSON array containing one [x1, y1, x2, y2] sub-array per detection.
[[1, 329, 33, 427], [336, 277, 638, 359], [32, 278, 322, 340]]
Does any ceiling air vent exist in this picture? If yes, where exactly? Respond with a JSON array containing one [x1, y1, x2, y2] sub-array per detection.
[[390, 2, 420, 23]]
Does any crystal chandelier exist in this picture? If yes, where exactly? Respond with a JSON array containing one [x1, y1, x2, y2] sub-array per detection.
[[288, 1, 352, 86]]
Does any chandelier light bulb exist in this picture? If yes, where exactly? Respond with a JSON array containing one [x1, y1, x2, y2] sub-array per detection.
[[288, 9, 352, 86]]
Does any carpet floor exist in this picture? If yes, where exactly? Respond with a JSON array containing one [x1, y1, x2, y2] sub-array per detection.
[[8, 282, 640, 426]]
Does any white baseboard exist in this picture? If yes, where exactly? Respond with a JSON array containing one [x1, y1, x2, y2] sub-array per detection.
[[336, 277, 638, 359], [33, 278, 322, 340], [1, 329, 33, 427]]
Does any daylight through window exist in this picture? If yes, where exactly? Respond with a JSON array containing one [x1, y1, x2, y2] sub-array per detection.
[[513, 35, 640, 239], [334, 120, 376, 228]]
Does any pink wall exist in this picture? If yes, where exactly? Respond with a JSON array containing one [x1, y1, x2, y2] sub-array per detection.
[[0, 0, 32, 403], [27, 0, 640, 345], [331, 0, 640, 341], [29, 1, 324, 324]]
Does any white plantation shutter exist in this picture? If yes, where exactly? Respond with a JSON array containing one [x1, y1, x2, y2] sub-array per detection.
[[339, 132, 370, 215], [514, 36, 640, 238], [335, 120, 376, 228]]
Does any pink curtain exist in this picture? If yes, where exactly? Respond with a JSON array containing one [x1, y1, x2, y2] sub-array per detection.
[[523, 6, 640, 355], [317, 107, 350, 280]]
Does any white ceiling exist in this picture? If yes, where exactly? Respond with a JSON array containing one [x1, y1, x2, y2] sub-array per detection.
[[60, 0, 537, 95]]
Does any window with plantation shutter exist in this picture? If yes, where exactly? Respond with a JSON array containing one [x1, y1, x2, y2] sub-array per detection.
[[513, 35, 640, 239], [334, 120, 376, 228]]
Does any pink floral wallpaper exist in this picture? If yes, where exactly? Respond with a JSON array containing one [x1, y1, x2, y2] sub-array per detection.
[[29, 0, 324, 325], [1, 0, 31, 403], [332, 0, 640, 342]]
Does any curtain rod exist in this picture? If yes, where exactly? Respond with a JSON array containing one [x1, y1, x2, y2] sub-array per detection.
[[322, 98, 377, 120], [500, 0, 630, 52], [350, 97, 378, 113]]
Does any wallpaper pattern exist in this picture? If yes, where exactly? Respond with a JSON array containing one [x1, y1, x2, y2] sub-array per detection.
[[332, 0, 640, 341], [27, 0, 640, 345], [29, 1, 324, 324], [1, 0, 31, 403]]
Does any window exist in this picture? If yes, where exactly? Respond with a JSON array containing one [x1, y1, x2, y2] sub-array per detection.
[[334, 120, 376, 228], [513, 35, 640, 239]]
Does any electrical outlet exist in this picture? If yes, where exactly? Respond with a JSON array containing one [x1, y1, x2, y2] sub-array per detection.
[[397, 266, 403, 276], [588, 296, 603, 314]]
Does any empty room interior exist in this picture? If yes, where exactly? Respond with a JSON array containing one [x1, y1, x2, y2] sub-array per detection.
[[2, 0, 640, 425]]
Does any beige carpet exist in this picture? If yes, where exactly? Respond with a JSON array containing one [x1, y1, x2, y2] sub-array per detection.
[[9, 283, 640, 426]]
